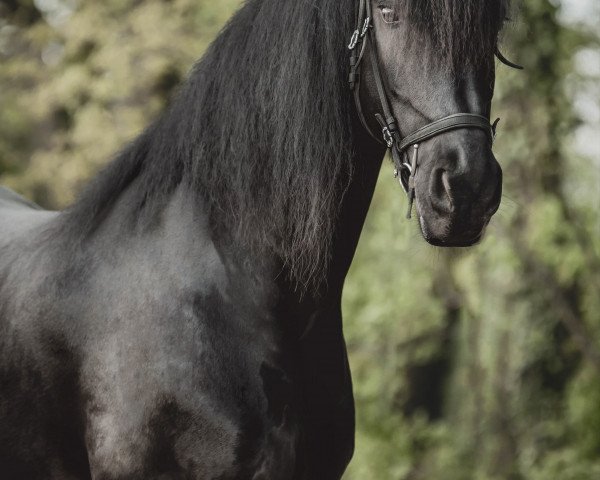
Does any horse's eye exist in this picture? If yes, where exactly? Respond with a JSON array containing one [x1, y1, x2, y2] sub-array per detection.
[[379, 6, 399, 24]]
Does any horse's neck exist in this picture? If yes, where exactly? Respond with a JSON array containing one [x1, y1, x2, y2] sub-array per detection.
[[273, 126, 385, 336], [74, 120, 384, 312], [183, 124, 384, 306], [319, 128, 386, 296]]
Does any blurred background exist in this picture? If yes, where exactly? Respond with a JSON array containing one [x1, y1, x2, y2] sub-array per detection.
[[0, 0, 598, 478]]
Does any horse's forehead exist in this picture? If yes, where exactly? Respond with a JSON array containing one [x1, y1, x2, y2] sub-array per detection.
[[399, 0, 508, 68]]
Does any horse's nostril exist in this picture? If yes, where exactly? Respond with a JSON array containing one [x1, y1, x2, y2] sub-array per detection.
[[441, 171, 453, 207], [429, 168, 454, 214]]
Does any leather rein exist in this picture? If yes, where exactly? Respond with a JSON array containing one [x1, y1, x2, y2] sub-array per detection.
[[348, 0, 522, 218]]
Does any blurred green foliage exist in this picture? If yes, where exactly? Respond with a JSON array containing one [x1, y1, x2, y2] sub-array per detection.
[[1, 1, 599, 478]]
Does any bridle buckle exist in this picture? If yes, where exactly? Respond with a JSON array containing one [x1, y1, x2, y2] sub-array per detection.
[[360, 17, 371, 37], [348, 30, 359, 50], [381, 127, 393, 148]]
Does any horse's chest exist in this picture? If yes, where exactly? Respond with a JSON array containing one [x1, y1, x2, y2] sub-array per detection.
[[83, 357, 302, 480], [80, 288, 302, 479], [84, 402, 301, 479]]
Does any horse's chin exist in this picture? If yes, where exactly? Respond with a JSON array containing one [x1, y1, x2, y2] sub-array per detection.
[[417, 212, 489, 248]]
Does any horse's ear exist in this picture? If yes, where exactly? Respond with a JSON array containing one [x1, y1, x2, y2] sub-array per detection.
[[495, 47, 524, 70]]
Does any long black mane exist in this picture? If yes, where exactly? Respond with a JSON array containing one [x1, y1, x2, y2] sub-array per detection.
[[62, 0, 509, 288], [410, 0, 510, 70]]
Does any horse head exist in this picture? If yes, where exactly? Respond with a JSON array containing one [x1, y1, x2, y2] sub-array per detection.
[[352, 0, 516, 246]]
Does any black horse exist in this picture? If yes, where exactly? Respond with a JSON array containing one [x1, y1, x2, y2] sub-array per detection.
[[0, 0, 513, 478]]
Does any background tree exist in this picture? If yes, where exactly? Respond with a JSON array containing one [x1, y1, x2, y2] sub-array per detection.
[[344, 1, 600, 478]]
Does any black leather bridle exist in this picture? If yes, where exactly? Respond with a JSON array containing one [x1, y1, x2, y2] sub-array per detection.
[[348, 0, 522, 218]]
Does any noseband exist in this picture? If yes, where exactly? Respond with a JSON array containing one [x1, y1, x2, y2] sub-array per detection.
[[348, 0, 518, 218]]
